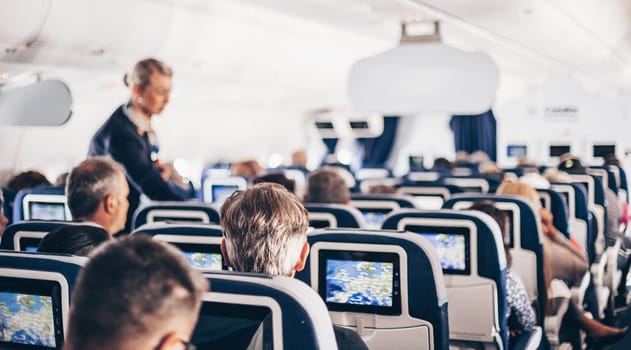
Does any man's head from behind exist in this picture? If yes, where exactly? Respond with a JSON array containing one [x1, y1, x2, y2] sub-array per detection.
[[220, 183, 309, 277], [65, 235, 208, 350], [66, 157, 129, 234], [305, 167, 350, 204]]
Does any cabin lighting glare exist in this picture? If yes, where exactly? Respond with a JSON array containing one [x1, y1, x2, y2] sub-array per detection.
[[337, 150, 353, 165], [268, 153, 284, 168], [173, 159, 191, 179]]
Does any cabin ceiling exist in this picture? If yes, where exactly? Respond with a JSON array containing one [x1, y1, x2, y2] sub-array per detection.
[[237, 0, 631, 93]]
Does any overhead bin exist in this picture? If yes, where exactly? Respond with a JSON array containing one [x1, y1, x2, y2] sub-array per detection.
[[348, 22, 499, 115], [0, 78, 72, 126]]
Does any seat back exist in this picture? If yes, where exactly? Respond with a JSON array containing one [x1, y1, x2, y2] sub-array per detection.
[[131, 201, 220, 230], [0, 221, 75, 251], [442, 176, 493, 194], [395, 182, 465, 210], [350, 194, 416, 229], [570, 174, 606, 255], [382, 209, 508, 349], [195, 271, 338, 350], [304, 203, 366, 229], [201, 176, 247, 204], [442, 195, 546, 325], [549, 183, 594, 260], [296, 229, 449, 350], [0, 251, 87, 349], [13, 186, 71, 222], [132, 222, 225, 271], [536, 188, 570, 236]]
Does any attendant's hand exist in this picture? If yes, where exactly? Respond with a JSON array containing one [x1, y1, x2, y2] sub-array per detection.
[[154, 160, 171, 182]]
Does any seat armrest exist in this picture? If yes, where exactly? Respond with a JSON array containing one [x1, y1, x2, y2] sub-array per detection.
[[571, 272, 591, 308], [512, 326, 542, 350], [545, 280, 571, 345]]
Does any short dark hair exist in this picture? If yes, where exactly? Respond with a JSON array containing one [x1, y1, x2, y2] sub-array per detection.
[[37, 225, 110, 256], [306, 167, 349, 204], [65, 235, 208, 349], [7, 170, 51, 192], [66, 157, 124, 219], [253, 173, 296, 194]]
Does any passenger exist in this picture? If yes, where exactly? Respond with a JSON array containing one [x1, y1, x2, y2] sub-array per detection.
[[64, 235, 208, 350], [496, 181, 628, 344], [220, 183, 369, 350], [231, 160, 262, 180], [66, 157, 129, 235], [88, 58, 186, 232], [431, 157, 453, 172], [0, 190, 9, 236], [468, 201, 535, 342], [291, 149, 308, 168], [496, 181, 588, 283], [305, 167, 351, 204], [37, 225, 110, 256], [368, 184, 397, 194], [253, 173, 296, 194], [6, 170, 52, 192]]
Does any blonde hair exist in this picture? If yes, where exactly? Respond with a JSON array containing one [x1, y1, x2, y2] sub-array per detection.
[[123, 58, 172, 90], [496, 181, 541, 207]]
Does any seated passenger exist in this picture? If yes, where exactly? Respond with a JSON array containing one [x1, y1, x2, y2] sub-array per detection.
[[469, 201, 535, 343], [37, 225, 111, 256], [496, 181, 627, 344], [231, 160, 262, 181], [0, 190, 8, 236], [253, 173, 296, 194], [64, 235, 208, 350], [220, 183, 368, 350], [66, 157, 130, 235], [305, 167, 351, 204], [6, 170, 52, 192]]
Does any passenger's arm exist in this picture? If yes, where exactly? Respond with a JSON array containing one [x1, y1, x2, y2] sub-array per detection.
[[507, 272, 536, 336]]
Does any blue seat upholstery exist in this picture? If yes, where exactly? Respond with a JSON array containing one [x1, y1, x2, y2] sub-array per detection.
[[350, 193, 416, 209], [0, 221, 74, 251], [550, 183, 594, 260], [441, 176, 498, 194], [536, 188, 570, 236], [0, 251, 87, 348], [195, 271, 337, 350], [2, 187, 16, 226], [131, 201, 220, 230], [382, 209, 509, 349], [132, 221, 223, 238], [296, 228, 449, 350], [303, 203, 365, 228], [12, 186, 70, 222], [442, 195, 546, 326]]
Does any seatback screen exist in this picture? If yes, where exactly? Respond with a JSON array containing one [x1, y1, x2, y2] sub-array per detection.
[[358, 208, 392, 229], [549, 145, 570, 157], [318, 250, 401, 315], [192, 302, 273, 350], [173, 243, 224, 271], [593, 145, 615, 158], [0, 277, 64, 349], [406, 225, 471, 275], [28, 202, 66, 221], [507, 145, 527, 158], [211, 185, 239, 204]]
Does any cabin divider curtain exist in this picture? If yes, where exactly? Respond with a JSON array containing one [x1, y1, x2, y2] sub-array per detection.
[[322, 138, 338, 155], [358, 116, 400, 168], [450, 110, 497, 162]]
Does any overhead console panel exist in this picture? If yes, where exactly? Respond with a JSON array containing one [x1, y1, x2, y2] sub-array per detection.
[[348, 22, 499, 115]]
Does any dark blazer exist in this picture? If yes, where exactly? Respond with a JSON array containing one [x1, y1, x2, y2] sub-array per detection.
[[88, 105, 185, 231]]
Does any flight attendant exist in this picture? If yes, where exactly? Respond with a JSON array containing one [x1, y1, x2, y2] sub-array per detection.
[[88, 58, 186, 233]]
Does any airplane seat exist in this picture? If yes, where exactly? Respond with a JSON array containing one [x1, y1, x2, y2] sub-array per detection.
[[200, 175, 247, 204], [536, 188, 570, 238], [295, 228, 449, 350], [358, 177, 402, 194], [442, 195, 546, 323], [0, 221, 74, 251], [350, 194, 416, 229], [131, 201, 220, 230], [405, 171, 443, 183], [382, 209, 512, 350], [132, 222, 225, 271], [12, 186, 71, 223], [0, 251, 87, 349], [395, 182, 465, 210], [441, 176, 494, 194], [303, 203, 366, 229], [2, 187, 16, 226], [195, 271, 337, 350]]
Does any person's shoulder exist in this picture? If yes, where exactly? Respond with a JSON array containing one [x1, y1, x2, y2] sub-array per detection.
[[333, 325, 369, 350]]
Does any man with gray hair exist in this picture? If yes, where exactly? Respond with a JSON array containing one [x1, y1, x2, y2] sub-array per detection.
[[65, 235, 208, 350], [305, 167, 351, 204], [66, 157, 129, 235], [220, 183, 368, 349]]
